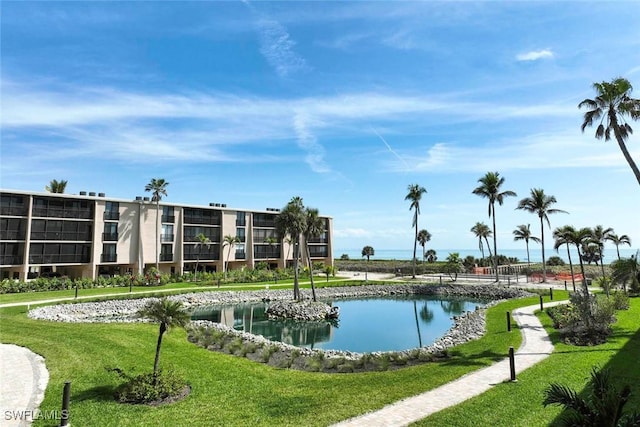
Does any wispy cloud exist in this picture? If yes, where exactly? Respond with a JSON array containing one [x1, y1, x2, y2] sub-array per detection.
[[516, 49, 554, 61], [371, 127, 410, 171], [256, 18, 308, 77], [293, 112, 330, 173]]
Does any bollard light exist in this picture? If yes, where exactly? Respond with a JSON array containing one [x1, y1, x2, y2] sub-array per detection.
[[509, 347, 516, 381], [60, 381, 71, 426]]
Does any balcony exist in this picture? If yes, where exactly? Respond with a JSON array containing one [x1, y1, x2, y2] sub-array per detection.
[[102, 232, 119, 241], [160, 253, 174, 262], [30, 232, 93, 241], [161, 215, 175, 223], [1, 230, 26, 240], [101, 253, 117, 263], [161, 234, 174, 242], [29, 254, 91, 264], [104, 211, 120, 221], [32, 207, 93, 219], [236, 219, 246, 226], [0, 206, 27, 216], [0, 255, 24, 265]]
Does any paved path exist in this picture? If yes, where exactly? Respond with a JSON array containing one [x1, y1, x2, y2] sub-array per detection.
[[333, 300, 566, 427], [0, 344, 49, 427]]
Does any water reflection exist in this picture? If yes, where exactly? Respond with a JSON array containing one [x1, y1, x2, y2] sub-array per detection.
[[191, 296, 486, 353]]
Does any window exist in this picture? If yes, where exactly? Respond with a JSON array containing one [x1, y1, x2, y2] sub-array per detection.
[[160, 244, 173, 261], [102, 243, 116, 263], [104, 201, 119, 220], [103, 223, 118, 241], [161, 224, 174, 242], [236, 227, 246, 242], [236, 211, 246, 226], [1, 218, 26, 240], [0, 194, 27, 216], [162, 206, 175, 223]]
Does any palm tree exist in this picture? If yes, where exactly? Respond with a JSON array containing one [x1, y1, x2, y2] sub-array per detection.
[[361, 245, 375, 283], [284, 237, 293, 263], [417, 229, 432, 265], [45, 179, 68, 194], [425, 249, 437, 263], [222, 235, 240, 279], [610, 251, 640, 293], [145, 178, 169, 272], [516, 188, 567, 283], [304, 207, 324, 302], [579, 77, 640, 186], [553, 225, 578, 289], [543, 366, 640, 426], [471, 222, 493, 261], [573, 227, 595, 295], [472, 172, 517, 282], [405, 184, 427, 279], [138, 297, 190, 381], [607, 233, 632, 260], [194, 233, 210, 282], [513, 224, 541, 269], [276, 197, 306, 301], [264, 237, 278, 270], [592, 225, 614, 281]]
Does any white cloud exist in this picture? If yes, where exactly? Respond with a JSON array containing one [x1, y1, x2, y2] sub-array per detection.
[[516, 49, 554, 61], [256, 18, 307, 77]]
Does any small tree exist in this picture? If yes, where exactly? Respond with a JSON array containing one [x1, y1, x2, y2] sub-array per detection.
[[444, 253, 463, 281], [361, 245, 375, 283], [45, 179, 68, 193], [222, 235, 240, 279], [194, 233, 211, 282], [138, 298, 190, 382]]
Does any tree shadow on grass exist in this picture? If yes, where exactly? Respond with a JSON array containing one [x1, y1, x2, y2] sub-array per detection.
[[440, 350, 506, 367], [74, 385, 116, 403], [259, 394, 316, 418]]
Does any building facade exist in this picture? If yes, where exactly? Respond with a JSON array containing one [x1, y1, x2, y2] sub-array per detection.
[[0, 190, 333, 280]]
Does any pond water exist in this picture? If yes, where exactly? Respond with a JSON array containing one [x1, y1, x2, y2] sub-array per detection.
[[191, 296, 487, 353]]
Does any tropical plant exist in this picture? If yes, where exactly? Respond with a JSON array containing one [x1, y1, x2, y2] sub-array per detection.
[[194, 233, 211, 282], [417, 229, 431, 265], [264, 237, 278, 270], [516, 188, 567, 283], [405, 184, 427, 279], [138, 297, 190, 381], [444, 252, 463, 281], [304, 207, 324, 302], [275, 197, 307, 301], [472, 172, 516, 281], [222, 235, 240, 280], [553, 225, 579, 289], [145, 178, 169, 272], [607, 233, 632, 260], [361, 245, 375, 283], [45, 179, 68, 193], [470, 222, 493, 261], [610, 251, 640, 293], [425, 249, 437, 263], [543, 366, 640, 426], [579, 77, 640, 186], [513, 224, 541, 269], [592, 225, 614, 282]]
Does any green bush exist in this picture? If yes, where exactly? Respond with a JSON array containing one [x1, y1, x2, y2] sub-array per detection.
[[111, 369, 188, 404], [611, 291, 630, 310], [547, 256, 565, 266]]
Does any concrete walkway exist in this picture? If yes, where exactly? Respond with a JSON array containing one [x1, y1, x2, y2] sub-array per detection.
[[333, 300, 566, 427], [0, 344, 49, 427]]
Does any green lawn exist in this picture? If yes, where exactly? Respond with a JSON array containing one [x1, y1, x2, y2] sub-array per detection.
[[0, 289, 638, 426]]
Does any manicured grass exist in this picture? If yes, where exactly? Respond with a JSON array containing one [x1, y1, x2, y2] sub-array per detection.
[[414, 296, 640, 426], [0, 290, 537, 426]]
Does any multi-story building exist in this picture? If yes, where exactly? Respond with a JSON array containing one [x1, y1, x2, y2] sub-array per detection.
[[0, 190, 333, 280]]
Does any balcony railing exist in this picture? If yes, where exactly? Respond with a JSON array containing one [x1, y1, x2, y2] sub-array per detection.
[[101, 253, 117, 263], [0, 206, 28, 216], [161, 234, 174, 242], [29, 254, 91, 264], [102, 232, 118, 241], [32, 207, 93, 219], [161, 215, 175, 223], [30, 232, 93, 241], [0, 255, 24, 265], [235, 251, 246, 259], [183, 216, 220, 225], [160, 253, 173, 262], [104, 211, 120, 221], [1, 230, 26, 240]]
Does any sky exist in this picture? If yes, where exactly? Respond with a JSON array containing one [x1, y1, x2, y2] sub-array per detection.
[[1, 1, 639, 255]]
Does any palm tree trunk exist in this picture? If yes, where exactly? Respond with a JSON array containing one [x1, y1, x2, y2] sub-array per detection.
[[293, 237, 300, 301], [525, 241, 531, 269], [540, 216, 547, 283], [412, 220, 418, 279], [615, 244, 621, 260], [612, 112, 640, 186], [306, 244, 317, 302], [491, 205, 499, 282], [566, 245, 576, 289], [155, 200, 160, 272], [153, 323, 167, 380]]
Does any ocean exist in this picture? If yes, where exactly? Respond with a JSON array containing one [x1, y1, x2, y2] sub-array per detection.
[[335, 248, 638, 264]]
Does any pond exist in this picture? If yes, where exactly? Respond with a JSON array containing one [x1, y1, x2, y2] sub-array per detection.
[[191, 295, 487, 353]]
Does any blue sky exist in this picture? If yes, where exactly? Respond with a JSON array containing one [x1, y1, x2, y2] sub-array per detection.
[[2, 1, 639, 254]]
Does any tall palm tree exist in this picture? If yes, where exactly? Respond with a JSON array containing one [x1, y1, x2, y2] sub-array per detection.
[[544, 366, 640, 426], [573, 227, 594, 295], [553, 225, 578, 289], [417, 229, 432, 265], [361, 245, 375, 283], [304, 207, 324, 302], [472, 172, 516, 282], [138, 297, 190, 381], [194, 233, 211, 282], [45, 179, 68, 194], [513, 224, 541, 269], [471, 222, 493, 261], [610, 251, 640, 293], [592, 225, 614, 281], [145, 178, 169, 272], [579, 77, 640, 186], [222, 235, 240, 279], [516, 188, 567, 283], [276, 197, 307, 301], [607, 233, 632, 260], [405, 184, 427, 279]]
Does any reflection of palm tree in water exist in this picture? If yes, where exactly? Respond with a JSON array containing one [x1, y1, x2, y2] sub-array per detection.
[[415, 301, 435, 348], [440, 299, 465, 315]]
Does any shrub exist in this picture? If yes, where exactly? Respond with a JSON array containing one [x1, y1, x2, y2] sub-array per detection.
[[111, 369, 188, 404], [611, 291, 630, 310], [547, 256, 565, 266]]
